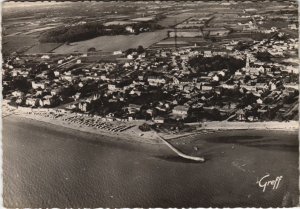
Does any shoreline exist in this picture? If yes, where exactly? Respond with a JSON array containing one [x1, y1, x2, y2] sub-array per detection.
[[3, 107, 298, 144], [2, 103, 298, 144], [191, 120, 299, 130], [10, 113, 163, 145]]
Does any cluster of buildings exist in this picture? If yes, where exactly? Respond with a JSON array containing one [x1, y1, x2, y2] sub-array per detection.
[[3, 32, 298, 125], [2, 1, 298, 127]]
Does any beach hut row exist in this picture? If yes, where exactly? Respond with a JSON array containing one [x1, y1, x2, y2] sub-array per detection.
[[62, 115, 133, 133]]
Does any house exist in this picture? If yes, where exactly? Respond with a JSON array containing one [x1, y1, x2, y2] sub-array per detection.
[[236, 109, 246, 121], [201, 85, 213, 91], [248, 66, 265, 75], [51, 88, 60, 96], [26, 97, 40, 107], [54, 71, 60, 77], [212, 74, 220, 82], [147, 76, 166, 86], [288, 24, 297, 30], [183, 85, 194, 93], [40, 95, 56, 107], [269, 82, 277, 91], [247, 116, 258, 122], [113, 50, 123, 55], [35, 90, 44, 96], [234, 70, 243, 78], [61, 75, 73, 82], [12, 69, 21, 77], [138, 75, 145, 81], [172, 105, 190, 117], [126, 26, 135, 33], [78, 102, 90, 112], [100, 75, 109, 81], [32, 81, 47, 90], [127, 54, 134, 59], [204, 50, 212, 57], [258, 108, 268, 114], [129, 89, 142, 96], [146, 109, 154, 116], [222, 102, 237, 110], [221, 84, 235, 89], [127, 104, 142, 114], [256, 98, 263, 104], [41, 55, 50, 59], [153, 116, 165, 124], [243, 8, 257, 13], [91, 93, 101, 101], [16, 97, 26, 105], [73, 92, 81, 100], [12, 91, 25, 97], [108, 83, 123, 92], [218, 70, 226, 77], [200, 95, 207, 101]]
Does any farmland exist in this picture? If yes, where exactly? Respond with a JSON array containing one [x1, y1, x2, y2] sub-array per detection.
[[23, 26, 57, 35], [104, 21, 136, 26], [2, 3, 201, 55], [131, 16, 155, 22], [157, 12, 198, 27], [2, 35, 37, 55], [24, 43, 63, 54], [151, 36, 212, 49], [53, 29, 169, 54]]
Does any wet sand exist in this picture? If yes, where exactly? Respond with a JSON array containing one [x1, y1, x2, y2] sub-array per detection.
[[3, 115, 299, 207]]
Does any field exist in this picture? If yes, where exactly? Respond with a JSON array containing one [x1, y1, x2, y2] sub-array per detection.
[[157, 12, 198, 27], [131, 16, 155, 22], [23, 26, 56, 35], [152, 37, 212, 49], [24, 43, 63, 54], [169, 30, 203, 38], [53, 29, 169, 53], [4, 24, 34, 36], [156, 40, 188, 45], [2, 35, 37, 55], [104, 21, 136, 26], [158, 37, 207, 43]]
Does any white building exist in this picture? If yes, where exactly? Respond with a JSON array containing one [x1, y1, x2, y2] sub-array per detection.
[[172, 105, 190, 117], [126, 26, 135, 33], [32, 81, 47, 89]]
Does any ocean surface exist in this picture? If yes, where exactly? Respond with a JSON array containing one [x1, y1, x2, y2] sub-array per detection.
[[3, 116, 299, 207]]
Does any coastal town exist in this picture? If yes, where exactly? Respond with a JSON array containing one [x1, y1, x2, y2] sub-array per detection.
[[2, 1, 300, 208], [2, 0, 298, 135]]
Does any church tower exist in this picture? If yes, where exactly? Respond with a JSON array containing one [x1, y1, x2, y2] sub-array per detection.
[[245, 53, 250, 68]]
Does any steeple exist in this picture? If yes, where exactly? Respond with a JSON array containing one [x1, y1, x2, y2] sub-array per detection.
[[246, 53, 250, 68]]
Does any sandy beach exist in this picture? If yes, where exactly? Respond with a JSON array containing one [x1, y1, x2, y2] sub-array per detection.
[[3, 105, 162, 144], [3, 102, 298, 144]]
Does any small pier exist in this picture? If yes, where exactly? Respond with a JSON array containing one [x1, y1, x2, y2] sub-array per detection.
[[157, 134, 205, 162]]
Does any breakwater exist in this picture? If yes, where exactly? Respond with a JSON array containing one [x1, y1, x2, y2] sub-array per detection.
[[157, 134, 205, 162]]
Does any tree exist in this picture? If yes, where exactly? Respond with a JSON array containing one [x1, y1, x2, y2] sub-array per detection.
[[88, 47, 96, 52], [255, 51, 272, 62], [12, 76, 31, 93], [139, 123, 151, 132], [137, 45, 145, 54]]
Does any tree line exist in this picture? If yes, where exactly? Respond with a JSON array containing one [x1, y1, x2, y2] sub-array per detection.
[[39, 21, 163, 43], [188, 55, 245, 74]]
